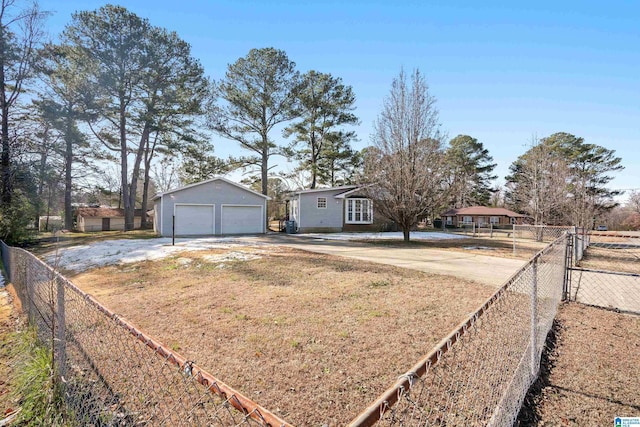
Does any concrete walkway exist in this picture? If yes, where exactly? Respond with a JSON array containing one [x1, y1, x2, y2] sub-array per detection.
[[265, 234, 526, 287]]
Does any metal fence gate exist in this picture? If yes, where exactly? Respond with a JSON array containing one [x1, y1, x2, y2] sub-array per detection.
[[567, 233, 640, 315]]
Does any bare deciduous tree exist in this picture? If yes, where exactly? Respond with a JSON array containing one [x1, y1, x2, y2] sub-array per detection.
[[505, 139, 570, 225], [363, 68, 446, 242], [629, 190, 640, 215]]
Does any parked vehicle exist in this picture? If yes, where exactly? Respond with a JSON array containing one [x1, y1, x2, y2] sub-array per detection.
[[596, 225, 608, 231]]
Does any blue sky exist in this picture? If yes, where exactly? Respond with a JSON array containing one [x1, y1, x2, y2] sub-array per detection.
[[40, 0, 639, 198]]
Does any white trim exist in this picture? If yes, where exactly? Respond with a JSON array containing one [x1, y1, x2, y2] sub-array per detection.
[[317, 197, 327, 209], [291, 185, 357, 196], [220, 204, 265, 234], [297, 196, 301, 230], [334, 186, 370, 199], [160, 195, 164, 235], [345, 198, 373, 224], [154, 177, 271, 201], [173, 203, 215, 235]]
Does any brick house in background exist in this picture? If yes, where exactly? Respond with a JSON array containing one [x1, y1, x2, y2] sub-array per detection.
[[442, 206, 531, 227]]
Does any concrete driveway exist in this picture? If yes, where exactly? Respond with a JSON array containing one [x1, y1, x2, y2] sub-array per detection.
[[267, 234, 526, 287]]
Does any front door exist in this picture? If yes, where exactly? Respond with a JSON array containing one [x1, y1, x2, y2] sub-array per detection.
[[102, 218, 110, 231]]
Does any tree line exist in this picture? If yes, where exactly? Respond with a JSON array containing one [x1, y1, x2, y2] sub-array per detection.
[[0, 2, 364, 241], [0, 2, 627, 243], [362, 70, 625, 241]]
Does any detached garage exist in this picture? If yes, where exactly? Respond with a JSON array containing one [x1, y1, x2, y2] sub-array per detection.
[[152, 177, 270, 237]]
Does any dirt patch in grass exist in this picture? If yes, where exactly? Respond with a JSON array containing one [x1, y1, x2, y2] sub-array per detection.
[[71, 246, 495, 425], [517, 302, 640, 426], [360, 235, 547, 260]]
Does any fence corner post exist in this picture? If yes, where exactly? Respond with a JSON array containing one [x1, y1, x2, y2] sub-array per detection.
[[562, 232, 573, 301]]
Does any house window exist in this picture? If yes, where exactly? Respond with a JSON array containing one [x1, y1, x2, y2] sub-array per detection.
[[346, 198, 373, 224], [317, 197, 327, 209], [490, 216, 500, 224], [462, 216, 473, 224], [446, 216, 453, 225]]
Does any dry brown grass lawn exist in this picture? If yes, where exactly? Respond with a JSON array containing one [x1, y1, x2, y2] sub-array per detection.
[[71, 245, 495, 425], [578, 237, 640, 275], [517, 302, 640, 426]]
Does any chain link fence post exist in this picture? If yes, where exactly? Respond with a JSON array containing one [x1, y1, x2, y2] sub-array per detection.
[[530, 256, 538, 377], [25, 257, 33, 323], [55, 275, 67, 382], [563, 232, 573, 301]]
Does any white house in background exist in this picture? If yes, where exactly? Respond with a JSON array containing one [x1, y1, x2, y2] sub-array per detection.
[[76, 208, 143, 232], [152, 177, 270, 237], [287, 186, 377, 233]]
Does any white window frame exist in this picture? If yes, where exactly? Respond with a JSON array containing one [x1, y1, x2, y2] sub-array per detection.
[[462, 216, 473, 224], [345, 198, 373, 224], [317, 197, 327, 209], [490, 216, 500, 224], [446, 216, 453, 225]]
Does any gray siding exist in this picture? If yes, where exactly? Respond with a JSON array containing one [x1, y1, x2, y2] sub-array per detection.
[[155, 179, 267, 236], [297, 189, 345, 232]]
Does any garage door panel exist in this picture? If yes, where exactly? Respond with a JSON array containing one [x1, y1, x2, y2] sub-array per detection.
[[221, 206, 262, 234], [175, 204, 214, 235]]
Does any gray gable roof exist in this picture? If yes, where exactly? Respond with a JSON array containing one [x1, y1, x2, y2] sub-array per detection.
[[152, 177, 271, 201]]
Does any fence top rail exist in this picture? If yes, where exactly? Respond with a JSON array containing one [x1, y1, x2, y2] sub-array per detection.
[[0, 240, 291, 427], [348, 232, 569, 426], [588, 232, 640, 238], [515, 225, 575, 229]]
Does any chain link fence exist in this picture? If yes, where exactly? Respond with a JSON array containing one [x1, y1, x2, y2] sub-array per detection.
[[513, 225, 576, 243], [348, 234, 569, 426], [569, 233, 640, 315], [0, 242, 290, 427], [6, 230, 630, 426]]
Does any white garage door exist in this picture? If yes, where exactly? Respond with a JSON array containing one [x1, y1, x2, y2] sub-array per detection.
[[221, 205, 263, 234], [175, 204, 214, 235]]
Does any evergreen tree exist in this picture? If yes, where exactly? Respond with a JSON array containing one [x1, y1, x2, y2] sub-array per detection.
[[284, 70, 358, 189], [210, 47, 300, 195], [444, 135, 497, 207]]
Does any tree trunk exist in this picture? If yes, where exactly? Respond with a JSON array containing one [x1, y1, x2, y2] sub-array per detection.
[[402, 226, 410, 242], [310, 134, 317, 189], [140, 132, 156, 229], [0, 28, 11, 206], [119, 97, 132, 231], [127, 124, 150, 231], [64, 109, 73, 230], [261, 146, 269, 196], [34, 151, 47, 230]]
